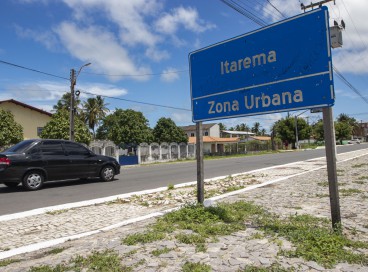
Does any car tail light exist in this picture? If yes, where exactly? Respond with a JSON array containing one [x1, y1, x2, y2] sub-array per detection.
[[0, 157, 11, 165]]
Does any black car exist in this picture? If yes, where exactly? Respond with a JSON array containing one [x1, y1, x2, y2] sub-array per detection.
[[0, 139, 121, 191]]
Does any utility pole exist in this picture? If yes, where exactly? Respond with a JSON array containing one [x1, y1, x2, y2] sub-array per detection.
[[69, 69, 76, 141], [295, 116, 299, 149], [69, 63, 91, 142], [301, 0, 335, 11]]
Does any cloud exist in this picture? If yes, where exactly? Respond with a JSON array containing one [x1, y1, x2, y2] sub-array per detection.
[[63, 0, 162, 47], [171, 111, 193, 125], [80, 83, 128, 98], [155, 6, 215, 35], [1, 81, 127, 105], [14, 25, 59, 51], [55, 22, 151, 81], [160, 67, 180, 82]]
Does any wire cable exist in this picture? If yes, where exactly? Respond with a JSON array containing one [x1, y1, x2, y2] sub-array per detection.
[[82, 69, 188, 78], [80, 90, 191, 112], [0, 60, 69, 81]]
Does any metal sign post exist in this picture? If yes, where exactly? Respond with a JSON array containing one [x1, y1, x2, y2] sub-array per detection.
[[196, 122, 204, 204], [323, 107, 341, 229]]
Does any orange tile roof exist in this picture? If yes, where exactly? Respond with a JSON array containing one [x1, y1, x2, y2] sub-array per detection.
[[188, 136, 240, 144], [250, 136, 271, 141]]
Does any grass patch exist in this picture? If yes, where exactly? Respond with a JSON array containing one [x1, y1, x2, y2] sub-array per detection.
[[167, 184, 175, 190], [352, 163, 368, 168], [223, 185, 245, 193], [29, 250, 132, 272], [46, 209, 68, 215], [317, 181, 328, 187], [315, 193, 329, 198], [182, 261, 211, 272], [257, 214, 368, 268], [358, 176, 368, 180], [122, 201, 265, 249], [240, 263, 295, 271], [339, 188, 363, 196], [353, 180, 365, 185], [107, 198, 130, 205], [0, 259, 20, 267], [29, 264, 70, 272], [44, 247, 66, 255], [122, 231, 165, 245], [122, 200, 368, 269], [151, 247, 171, 256]]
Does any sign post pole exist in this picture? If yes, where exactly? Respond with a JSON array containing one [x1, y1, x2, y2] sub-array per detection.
[[196, 122, 204, 204], [322, 107, 341, 230]]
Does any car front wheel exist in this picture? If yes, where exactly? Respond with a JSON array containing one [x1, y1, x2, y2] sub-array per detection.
[[100, 165, 115, 182], [22, 171, 44, 191]]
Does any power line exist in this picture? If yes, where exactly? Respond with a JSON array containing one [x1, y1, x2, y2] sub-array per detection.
[[82, 69, 188, 78], [266, 0, 286, 18], [80, 89, 191, 112], [333, 66, 368, 104], [0, 60, 69, 81], [219, 0, 268, 26]]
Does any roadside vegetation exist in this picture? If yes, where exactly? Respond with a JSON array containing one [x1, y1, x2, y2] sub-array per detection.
[[4, 199, 367, 271]]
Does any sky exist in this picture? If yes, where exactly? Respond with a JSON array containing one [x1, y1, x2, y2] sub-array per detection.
[[0, 0, 367, 133]]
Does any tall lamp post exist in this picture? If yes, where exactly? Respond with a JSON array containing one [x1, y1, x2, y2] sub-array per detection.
[[294, 110, 308, 149], [69, 63, 91, 141]]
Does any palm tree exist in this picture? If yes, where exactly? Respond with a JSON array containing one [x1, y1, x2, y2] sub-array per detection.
[[53, 92, 81, 113], [82, 96, 109, 138], [251, 122, 261, 135]]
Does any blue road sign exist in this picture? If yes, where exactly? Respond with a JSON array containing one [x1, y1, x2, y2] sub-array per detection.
[[189, 7, 334, 122]]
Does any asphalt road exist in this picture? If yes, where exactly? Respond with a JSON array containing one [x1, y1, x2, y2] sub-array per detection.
[[0, 144, 366, 216]]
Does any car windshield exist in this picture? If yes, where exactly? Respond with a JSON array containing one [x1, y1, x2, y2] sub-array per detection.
[[3, 140, 37, 153]]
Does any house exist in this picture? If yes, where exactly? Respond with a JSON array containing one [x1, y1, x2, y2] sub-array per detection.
[[0, 99, 52, 139], [244, 136, 272, 142], [221, 130, 255, 140], [188, 136, 239, 154], [180, 123, 220, 137]]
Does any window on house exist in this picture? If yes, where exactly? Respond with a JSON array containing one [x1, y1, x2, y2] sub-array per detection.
[[204, 132, 209, 136], [191, 133, 195, 137], [37, 127, 43, 137]]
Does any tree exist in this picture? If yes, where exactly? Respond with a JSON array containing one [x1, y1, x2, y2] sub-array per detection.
[[234, 123, 249, 131], [251, 122, 261, 135], [81, 96, 109, 138], [218, 122, 227, 131], [153, 118, 188, 143], [335, 121, 351, 144], [273, 117, 311, 148], [312, 119, 324, 142], [53, 92, 81, 113], [0, 108, 23, 147], [40, 109, 92, 145], [96, 109, 153, 146], [336, 113, 358, 137]]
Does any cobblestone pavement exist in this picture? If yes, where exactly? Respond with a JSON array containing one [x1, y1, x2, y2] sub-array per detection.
[[1, 149, 368, 271]]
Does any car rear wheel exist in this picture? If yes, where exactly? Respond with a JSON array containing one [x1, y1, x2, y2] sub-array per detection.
[[4, 182, 20, 188], [100, 165, 115, 182], [22, 171, 44, 191]]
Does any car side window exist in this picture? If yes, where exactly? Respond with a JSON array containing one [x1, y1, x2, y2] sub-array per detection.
[[63, 142, 91, 156], [39, 141, 65, 156]]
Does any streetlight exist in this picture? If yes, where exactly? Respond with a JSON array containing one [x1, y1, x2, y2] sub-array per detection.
[[69, 63, 91, 141], [293, 110, 308, 149]]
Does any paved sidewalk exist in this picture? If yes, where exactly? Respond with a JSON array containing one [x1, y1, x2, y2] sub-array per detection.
[[1, 149, 368, 271]]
